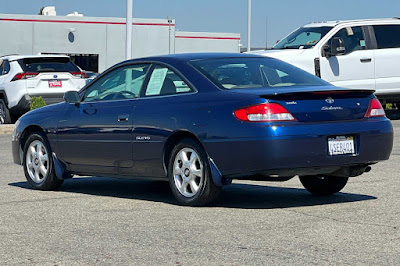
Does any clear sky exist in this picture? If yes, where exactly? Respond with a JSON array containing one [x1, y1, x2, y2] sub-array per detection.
[[2, 0, 400, 48]]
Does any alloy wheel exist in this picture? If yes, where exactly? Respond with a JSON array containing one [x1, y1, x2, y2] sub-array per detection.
[[26, 140, 50, 183], [173, 148, 204, 198]]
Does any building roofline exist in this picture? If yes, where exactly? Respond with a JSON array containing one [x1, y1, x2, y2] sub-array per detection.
[[0, 13, 175, 27]]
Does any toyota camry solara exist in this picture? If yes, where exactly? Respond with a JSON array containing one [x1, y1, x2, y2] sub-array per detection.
[[11, 53, 393, 206]]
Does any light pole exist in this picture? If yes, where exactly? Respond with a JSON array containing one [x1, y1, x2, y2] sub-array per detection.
[[247, 0, 251, 52], [126, 0, 133, 60]]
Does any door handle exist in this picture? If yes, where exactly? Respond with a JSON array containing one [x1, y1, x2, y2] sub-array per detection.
[[118, 115, 129, 122], [360, 58, 372, 63]]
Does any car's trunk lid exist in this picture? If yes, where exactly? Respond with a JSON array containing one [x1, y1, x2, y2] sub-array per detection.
[[230, 86, 375, 122]]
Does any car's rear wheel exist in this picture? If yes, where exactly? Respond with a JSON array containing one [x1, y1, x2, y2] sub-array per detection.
[[168, 139, 221, 206], [299, 175, 348, 195], [23, 132, 63, 190], [0, 99, 11, 124]]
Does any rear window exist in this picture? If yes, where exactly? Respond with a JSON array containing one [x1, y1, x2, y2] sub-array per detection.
[[18, 57, 80, 73], [190, 57, 329, 90]]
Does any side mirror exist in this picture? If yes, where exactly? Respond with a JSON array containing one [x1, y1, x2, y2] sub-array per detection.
[[331, 37, 346, 56], [323, 37, 346, 58], [64, 91, 80, 104]]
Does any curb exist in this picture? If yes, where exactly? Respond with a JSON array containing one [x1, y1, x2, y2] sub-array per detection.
[[0, 124, 15, 135]]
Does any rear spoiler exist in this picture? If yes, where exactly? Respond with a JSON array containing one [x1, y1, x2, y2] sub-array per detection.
[[263, 89, 375, 100]]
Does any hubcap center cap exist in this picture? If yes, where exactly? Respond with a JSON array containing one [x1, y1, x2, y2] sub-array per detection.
[[184, 168, 190, 177], [34, 158, 39, 165]]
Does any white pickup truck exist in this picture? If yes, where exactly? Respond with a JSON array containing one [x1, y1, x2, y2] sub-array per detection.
[[251, 18, 400, 105]]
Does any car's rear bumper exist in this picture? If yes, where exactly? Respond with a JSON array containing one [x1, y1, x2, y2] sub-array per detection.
[[9, 95, 31, 116], [9, 93, 65, 116], [203, 118, 393, 178], [29, 93, 65, 105]]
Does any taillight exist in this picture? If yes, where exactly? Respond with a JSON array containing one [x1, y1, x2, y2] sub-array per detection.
[[11, 72, 39, 81], [70, 72, 87, 78], [365, 99, 385, 118], [234, 103, 297, 122]]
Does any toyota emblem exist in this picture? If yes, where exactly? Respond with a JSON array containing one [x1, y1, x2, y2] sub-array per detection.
[[53, 75, 58, 79], [325, 97, 334, 104]]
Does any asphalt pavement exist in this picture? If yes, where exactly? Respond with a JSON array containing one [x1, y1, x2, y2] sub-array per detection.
[[0, 122, 399, 265]]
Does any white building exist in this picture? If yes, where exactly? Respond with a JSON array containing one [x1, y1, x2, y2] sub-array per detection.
[[0, 13, 241, 72]]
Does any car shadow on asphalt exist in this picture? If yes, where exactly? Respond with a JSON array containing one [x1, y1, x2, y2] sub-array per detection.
[[9, 177, 376, 209]]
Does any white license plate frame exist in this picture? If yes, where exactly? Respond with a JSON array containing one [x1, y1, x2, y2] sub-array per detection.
[[328, 136, 355, 156]]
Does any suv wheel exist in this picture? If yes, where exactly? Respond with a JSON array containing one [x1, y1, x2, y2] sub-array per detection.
[[168, 139, 221, 206], [0, 99, 11, 124]]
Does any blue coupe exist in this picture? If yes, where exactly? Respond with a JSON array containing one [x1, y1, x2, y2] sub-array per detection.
[[11, 53, 393, 206]]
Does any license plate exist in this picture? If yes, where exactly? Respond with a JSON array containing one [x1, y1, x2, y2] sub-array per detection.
[[328, 136, 355, 156], [48, 80, 62, 87]]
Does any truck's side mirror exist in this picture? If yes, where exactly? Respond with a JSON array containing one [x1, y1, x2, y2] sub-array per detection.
[[331, 37, 346, 56], [64, 91, 80, 104], [324, 37, 346, 58]]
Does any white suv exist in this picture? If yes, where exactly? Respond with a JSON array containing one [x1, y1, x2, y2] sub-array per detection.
[[251, 18, 400, 105], [0, 55, 86, 124]]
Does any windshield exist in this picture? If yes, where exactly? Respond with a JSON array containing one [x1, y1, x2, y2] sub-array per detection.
[[190, 57, 329, 90], [273, 26, 332, 49]]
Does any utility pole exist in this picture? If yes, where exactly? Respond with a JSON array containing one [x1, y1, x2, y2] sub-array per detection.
[[247, 0, 251, 52], [126, 0, 133, 60]]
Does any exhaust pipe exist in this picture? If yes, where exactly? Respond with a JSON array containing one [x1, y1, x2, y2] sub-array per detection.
[[330, 165, 372, 177], [364, 166, 372, 173]]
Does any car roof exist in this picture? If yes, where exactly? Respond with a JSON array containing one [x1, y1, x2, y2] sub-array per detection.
[[0, 54, 70, 61], [126, 52, 265, 64], [303, 17, 400, 28]]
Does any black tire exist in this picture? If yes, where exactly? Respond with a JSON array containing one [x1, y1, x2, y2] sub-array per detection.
[[299, 175, 348, 195], [168, 138, 221, 206], [0, 99, 11, 124], [22, 132, 63, 190]]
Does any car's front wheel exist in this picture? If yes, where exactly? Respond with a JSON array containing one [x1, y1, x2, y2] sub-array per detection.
[[23, 132, 63, 190], [168, 139, 221, 206], [0, 99, 11, 124], [299, 175, 348, 195]]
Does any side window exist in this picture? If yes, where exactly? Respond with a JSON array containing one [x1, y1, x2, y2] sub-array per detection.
[[329, 26, 366, 54], [373, 25, 400, 49], [83, 64, 149, 102], [144, 66, 192, 96], [3, 60, 10, 75], [0, 60, 4, 76]]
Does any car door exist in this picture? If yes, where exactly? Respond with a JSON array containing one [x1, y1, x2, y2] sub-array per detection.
[[131, 64, 196, 178], [319, 26, 375, 90], [370, 24, 400, 98], [57, 63, 151, 175]]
